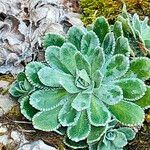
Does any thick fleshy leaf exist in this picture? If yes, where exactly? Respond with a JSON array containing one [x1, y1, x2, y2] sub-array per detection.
[[132, 14, 141, 33], [105, 130, 117, 141], [102, 54, 129, 82], [92, 70, 103, 88], [115, 78, 146, 101], [18, 81, 26, 92], [32, 106, 61, 131], [102, 32, 115, 57], [91, 47, 105, 73], [45, 46, 70, 74], [128, 57, 150, 80], [30, 89, 67, 111], [93, 16, 110, 43], [38, 67, 65, 87], [95, 85, 123, 105], [23, 79, 32, 91], [17, 72, 26, 81], [20, 96, 38, 120], [9, 82, 24, 97], [67, 111, 90, 142], [81, 31, 100, 55], [75, 52, 91, 76], [67, 26, 85, 50], [145, 40, 150, 49], [76, 69, 90, 84], [114, 36, 130, 56], [38, 67, 75, 90], [87, 95, 110, 126], [60, 42, 78, 75], [64, 137, 87, 149], [58, 96, 81, 126], [112, 131, 127, 148], [72, 93, 91, 111], [135, 86, 150, 109], [54, 126, 66, 135], [117, 127, 136, 141], [109, 100, 144, 125], [43, 33, 65, 48], [113, 21, 123, 38], [87, 126, 106, 144], [59, 76, 81, 94], [75, 69, 91, 89], [25, 62, 45, 88], [118, 15, 135, 36]]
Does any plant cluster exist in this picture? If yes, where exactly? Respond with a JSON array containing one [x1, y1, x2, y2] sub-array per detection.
[[9, 14, 150, 149], [117, 5, 150, 56]]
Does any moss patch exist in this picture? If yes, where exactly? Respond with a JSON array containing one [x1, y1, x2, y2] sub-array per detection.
[[80, 0, 150, 25]]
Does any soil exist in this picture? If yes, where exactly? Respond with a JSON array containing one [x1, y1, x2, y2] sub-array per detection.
[[125, 116, 150, 150]]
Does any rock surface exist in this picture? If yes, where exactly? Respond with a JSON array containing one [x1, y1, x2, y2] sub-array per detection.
[[0, 125, 56, 150]]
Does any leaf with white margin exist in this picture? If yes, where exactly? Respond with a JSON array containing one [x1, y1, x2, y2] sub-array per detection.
[[135, 86, 150, 109], [102, 32, 115, 57], [128, 57, 150, 80], [32, 106, 61, 131], [60, 42, 78, 75], [45, 46, 70, 74], [67, 111, 91, 142], [59, 76, 81, 94], [64, 137, 87, 149], [115, 78, 146, 101], [30, 89, 67, 111], [113, 21, 123, 38], [117, 127, 136, 141], [93, 16, 110, 43], [20, 96, 38, 120], [112, 131, 127, 148], [114, 36, 130, 56], [75, 52, 91, 76], [90, 47, 105, 73], [87, 95, 110, 126], [75, 69, 91, 90], [102, 54, 129, 82], [38, 66, 80, 93], [25, 62, 45, 88], [109, 100, 144, 126], [81, 31, 100, 56], [87, 126, 106, 144], [58, 95, 81, 126], [132, 14, 141, 33], [38, 66, 73, 87], [9, 82, 25, 97], [72, 93, 91, 111], [95, 85, 123, 105], [67, 26, 85, 50], [92, 70, 103, 88], [43, 33, 65, 48]]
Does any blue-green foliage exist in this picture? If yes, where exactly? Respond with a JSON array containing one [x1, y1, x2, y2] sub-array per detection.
[[9, 16, 150, 149]]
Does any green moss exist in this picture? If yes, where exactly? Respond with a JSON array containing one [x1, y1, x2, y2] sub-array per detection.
[[80, 0, 150, 25]]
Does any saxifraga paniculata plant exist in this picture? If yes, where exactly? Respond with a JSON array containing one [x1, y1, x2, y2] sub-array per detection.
[[116, 5, 150, 56], [9, 16, 150, 150]]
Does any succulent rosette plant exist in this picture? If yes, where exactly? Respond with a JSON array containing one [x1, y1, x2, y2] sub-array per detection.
[[9, 16, 150, 149], [117, 5, 150, 56], [87, 120, 136, 150]]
